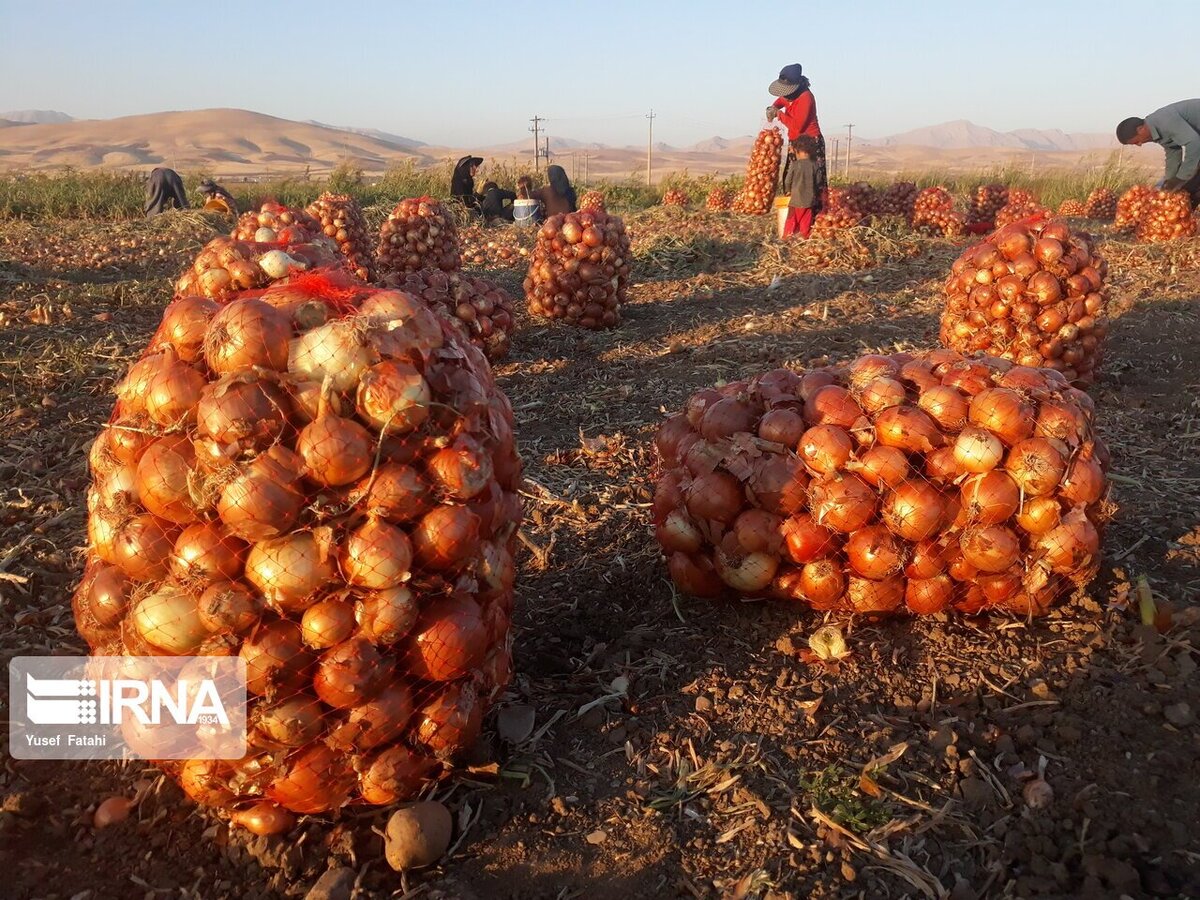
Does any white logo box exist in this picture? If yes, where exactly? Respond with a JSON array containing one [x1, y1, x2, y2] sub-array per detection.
[[9, 656, 247, 760]]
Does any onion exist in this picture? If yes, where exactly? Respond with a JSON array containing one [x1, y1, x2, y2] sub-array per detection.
[[1005, 438, 1067, 496], [132, 583, 207, 654], [809, 474, 876, 533], [800, 559, 846, 609], [978, 569, 1021, 603], [960, 472, 1020, 525], [412, 505, 480, 571], [1035, 508, 1100, 573], [93, 796, 136, 829], [158, 296, 219, 362], [845, 524, 906, 579], [254, 695, 324, 748], [204, 299, 292, 374], [357, 586, 419, 644], [427, 437, 493, 500], [686, 390, 723, 428], [230, 802, 295, 836], [969, 389, 1035, 446], [847, 575, 904, 614], [112, 514, 178, 581], [170, 523, 246, 584], [414, 682, 483, 759], [301, 598, 356, 648], [297, 388, 373, 487], [197, 374, 291, 450], [135, 435, 198, 525], [266, 743, 353, 814], [656, 415, 695, 463], [805, 386, 863, 428], [960, 526, 1021, 573], [780, 515, 837, 563], [314, 636, 390, 708], [923, 446, 961, 484], [334, 681, 414, 751], [1059, 456, 1105, 505], [758, 408, 806, 446], [353, 463, 434, 522], [197, 580, 260, 634], [144, 351, 206, 427], [288, 320, 376, 393], [1017, 496, 1062, 535], [179, 759, 236, 808], [667, 552, 724, 597], [241, 619, 311, 695], [686, 470, 745, 523], [953, 426, 1004, 473], [905, 575, 953, 614], [874, 406, 944, 453], [1036, 401, 1087, 445], [115, 353, 165, 416], [799, 425, 853, 474], [700, 398, 758, 440], [218, 445, 306, 541], [657, 509, 703, 554], [356, 360, 431, 435], [245, 531, 335, 612], [86, 565, 131, 626], [731, 509, 783, 555], [851, 445, 909, 488], [714, 549, 778, 593], [359, 746, 436, 805], [882, 480, 945, 541], [408, 596, 489, 681], [859, 377, 907, 414], [341, 517, 413, 590], [747, 455, 808, 515], [906, 539, 949, 578]]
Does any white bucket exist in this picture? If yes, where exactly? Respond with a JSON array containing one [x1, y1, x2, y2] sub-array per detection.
[[773, 196, 791, 239], [513, 199, 540, 227]]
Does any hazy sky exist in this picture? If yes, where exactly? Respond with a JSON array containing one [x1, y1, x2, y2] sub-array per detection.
[[2, 0, 1197, 148]]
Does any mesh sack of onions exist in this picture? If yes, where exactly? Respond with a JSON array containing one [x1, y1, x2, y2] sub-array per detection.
[[1114, 185, 1154, 229], [845, 183, 878, 217], [232, 201, 324, 245], [967, 184, 1009, 228], [175, 235, 345, 300], [376, 197, 462, 280], [705, 187, 733, 211], [1083, 188, 1117, 221], [877, 182, 918, 219], [306, 193, 376, 283], [523, 210, 631, 330], [661, 188, 689, 208], [386, 269, 516, 361], [578, 190, 607, 214], [994, 199, 1049, 229], [1136, 190, 1198, 243], [652, 349, 1108, 618], [73, 271, 523, 829], [730, 128, 784, 215], [1057, 199, 1086, 217], [910, 187, 965, 237], [810, 188, 867, 237], [939, 219, 1109, 387]]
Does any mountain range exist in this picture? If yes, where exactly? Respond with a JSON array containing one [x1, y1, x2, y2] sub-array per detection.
[[0, 108, 1150, 178]]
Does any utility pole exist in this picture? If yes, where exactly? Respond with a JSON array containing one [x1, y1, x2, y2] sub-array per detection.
[[646, 109, 656, 186], [843, 124, 855, 179], [529, 115, 543, 170], [584, 153, 590, 186], [543, 136, 550, 167]]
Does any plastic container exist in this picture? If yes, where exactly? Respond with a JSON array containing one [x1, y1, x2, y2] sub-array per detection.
[[513, 199, 540, 227], [774, 196, 791, 239]]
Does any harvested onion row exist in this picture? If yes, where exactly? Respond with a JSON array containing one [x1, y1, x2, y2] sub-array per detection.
[[653, 350, 1108, 618], [76, 269, 522, 827], [939, 218, 1109, 387], [385, 268, 516, 360], [731, 128, 784, 215], [523, 210, 631, 329], [306, 193, 376, 282], [376, 197, 461, 279]]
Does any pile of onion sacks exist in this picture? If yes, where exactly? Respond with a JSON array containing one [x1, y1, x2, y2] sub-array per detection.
[[74, 269, 522, 832], [653, 350, 1107, 617], [940, 219, 1109, 387], [523, 210, 631, 329]]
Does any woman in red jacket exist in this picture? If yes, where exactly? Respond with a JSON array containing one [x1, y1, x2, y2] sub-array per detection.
[[767, 63, 827, 214]]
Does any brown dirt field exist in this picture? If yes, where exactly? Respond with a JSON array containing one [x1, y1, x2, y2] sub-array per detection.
[[1, 210, 1198, 900]]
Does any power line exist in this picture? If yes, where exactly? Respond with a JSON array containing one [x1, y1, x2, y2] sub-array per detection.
[[843, 123, 855, 179]]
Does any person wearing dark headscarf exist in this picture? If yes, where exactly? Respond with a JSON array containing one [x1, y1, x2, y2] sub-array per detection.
[[534, 165, 577, 216], [198, 178, 238, 215], [766, 64, 827, 214], [479, 181, 517, 223], [144, 167, 189, 217], [451, 155, 484, 211]]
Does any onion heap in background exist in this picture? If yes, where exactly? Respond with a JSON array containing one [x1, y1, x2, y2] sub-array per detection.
[[75, 271, 522, 830], [940, 219, 1109, 387], [376, 198, 461, 279], [876, 182, 918, 219], [706, 187, 733, 211], [1084, 188, 1117, 221], [661, 189, 689, 208], [810, 188, 867, 237], [967, 184, 1009, 229], [653, 350, 1107, 617], [1137, 190, 1198, 242], [578, 191, 607, 214], [1057, 199, 1086, 217], [524, 211, 631, 329], [1114, 186, 1154, 230], [993, 190, 1048, 229], [731, 128, 784, 215], [306, 193, 376, 283], [386, 269, 516, 360], [910, 187, 965, 237], [175, 234, 344, 300]]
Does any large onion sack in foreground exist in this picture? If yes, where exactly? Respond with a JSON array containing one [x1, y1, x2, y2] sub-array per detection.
[[653, 350, 1108, 617], [523, 209, 630, 329], [175, 234, 344, 300], [1137, 190, 1197, 243], [387, 268, 516, 360], [731, 128, 784, 215], [74, 272, 522, 826], [376, 197, 461, 279], [306, 193, 376, 282], [940, 218, 1109, 387]]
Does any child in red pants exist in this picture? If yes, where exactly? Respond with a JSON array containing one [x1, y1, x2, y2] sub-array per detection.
[[783, 135, 818, 238]]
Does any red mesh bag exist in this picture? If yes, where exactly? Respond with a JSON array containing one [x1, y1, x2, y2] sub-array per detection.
[[578, 190, 606, 214], [1083, 188, 1116, 221], [523, 210, 631, 329], [876, 182, 918, 219], [376, 197, 461, 279], [231, 201, 325, 244], [731, 128, 784, 215], [705, 188, 733, 211], [306, 193, 376, 282], [810, 188, 867, 237], [385, 268, 517, 361], [1114, 185, 1153, 229], [1057, 199, 1086, 217], [1137, 190, 1198, 242], [653, 350, 1108, 618], [940, 218, 1109, 387], [74, 267, 522, 831], [995, 197, 1049, 229], [661, 189, 689, 208], [910, 187, 965, 237]]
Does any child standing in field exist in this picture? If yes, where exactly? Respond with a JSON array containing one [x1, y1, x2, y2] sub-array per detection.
[[783, 135, 819, 238]]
